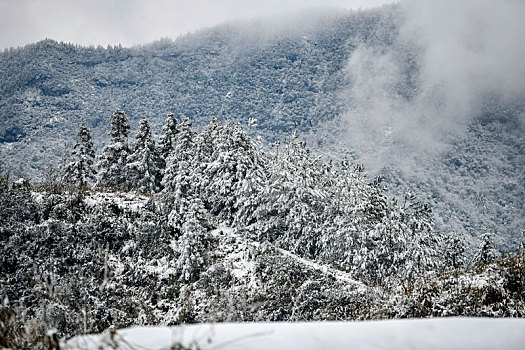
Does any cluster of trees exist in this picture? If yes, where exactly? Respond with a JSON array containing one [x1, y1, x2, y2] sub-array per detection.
[[57, 108, 511, 288], [376, 242, 525, 319], [1, 110, 524, 348], [60, 108, 461, 286], [60, 108, 162, 192]]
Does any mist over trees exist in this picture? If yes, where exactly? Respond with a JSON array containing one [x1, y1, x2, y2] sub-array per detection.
[[0, 4, 522, 253], [0, 2, 524, 347]]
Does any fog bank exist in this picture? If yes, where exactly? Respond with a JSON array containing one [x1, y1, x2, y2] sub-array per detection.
[[339, 0, 525, 171]]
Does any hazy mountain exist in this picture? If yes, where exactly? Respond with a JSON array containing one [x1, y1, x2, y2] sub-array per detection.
[[0, 3, 523, 250], [0, 8, 372, 174]]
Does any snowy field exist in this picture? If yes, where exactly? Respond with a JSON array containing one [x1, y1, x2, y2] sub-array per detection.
[[65, 318, 525, 349]]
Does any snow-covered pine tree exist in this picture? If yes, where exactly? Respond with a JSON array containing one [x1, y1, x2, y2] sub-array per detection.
[[0, 160, 9, 191], [63, 123, 96, 188], [161, 116, 197, 228], [159, 113, 179, 160], [400, 198, 445, 283], [126, 117, 163, 194], [96, 109, 130, 189], [197, 120, 262, 223], [472, 232, 497, 267], [56, 142, 72, 188], [58, 142, 71, 175], [444, 232, 465, 270], [176, 198, 209, 282], [247, 134, 326, 255]]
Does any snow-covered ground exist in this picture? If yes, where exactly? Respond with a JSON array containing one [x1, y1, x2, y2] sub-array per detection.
[[83, 191, 149, 212], [65, 318, 525, 349], [277, 246, 367, 291], [211, 226, 367, 290]]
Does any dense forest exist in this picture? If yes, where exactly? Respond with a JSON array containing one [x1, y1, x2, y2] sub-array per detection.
[[1, 110, 524, 348], [0, 5, 523, 253]]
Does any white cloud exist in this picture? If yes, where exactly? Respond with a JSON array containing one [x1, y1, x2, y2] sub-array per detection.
[[0, 0, 394, 49], [336, 0, 525, 171]]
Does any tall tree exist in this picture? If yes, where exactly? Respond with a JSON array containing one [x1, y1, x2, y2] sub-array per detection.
[[196, 119, 261, 222], [126, 117, 163, 194], [159, 113, 179, 160], [96, 109, 130, 189], [472, 232, 497, 266], [161, 116, 197, 228], [63, 123, 96, 188], [176, 198, 209, 282]]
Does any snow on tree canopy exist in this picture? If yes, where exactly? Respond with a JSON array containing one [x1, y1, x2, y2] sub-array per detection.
[[96, 109, 131, 189], [126, 117, 163, 194], [2, 114, 522, 346], [63, 123, 96, 187], [154, 116, 454, 286]]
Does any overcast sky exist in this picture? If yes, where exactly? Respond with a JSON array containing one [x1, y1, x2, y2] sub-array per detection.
[[0, 0, 394, 50]]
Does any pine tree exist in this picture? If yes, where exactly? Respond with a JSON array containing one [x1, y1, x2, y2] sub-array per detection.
[[444, 232, 465, 270], [57, 142, 72, 188], [197, 120, 262, 223], [58, 143, 71, 176], [161, 116, 197, 228], [108, 108, 130, 142], [248, 134, 325, 252], [126, 117, 163, 194], [159, 113, 179, 160], [472, 232, 497, 266], [63, 123, 96, 188], [176, 199, 208, 282], [96, 109, 130, 189]]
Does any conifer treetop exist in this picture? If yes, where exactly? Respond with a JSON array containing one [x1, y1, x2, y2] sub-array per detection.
[[109, 108, 130, 141]]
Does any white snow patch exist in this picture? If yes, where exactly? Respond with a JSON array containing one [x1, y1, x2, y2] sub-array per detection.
[[31, 191, 44, 203], [48, 115, 64, 125], [83, 191, 149, 212], [142, 256, 177, 280], [65, 318, 525, 350], [277, 247, 366, 291], [212, 226, 259, 289]]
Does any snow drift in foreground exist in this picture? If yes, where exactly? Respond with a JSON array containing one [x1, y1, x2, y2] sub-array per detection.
[[65, 318, 525, 350]]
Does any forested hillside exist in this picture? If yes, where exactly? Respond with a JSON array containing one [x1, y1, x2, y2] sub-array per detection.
[[2, 116, 523, 348], [0, 4, 523, 249], [0, 8, 382, 173]]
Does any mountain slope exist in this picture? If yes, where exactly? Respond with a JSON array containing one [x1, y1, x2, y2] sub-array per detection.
[[2, 119, 524, 346], [0, 3, 523, 250], [1, 8, 386, 176]]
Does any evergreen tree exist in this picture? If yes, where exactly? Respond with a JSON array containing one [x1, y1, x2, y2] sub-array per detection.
[[159, 113, 179, 160], [197, 120, 262, 223], [63, 123, 96, 188], [444, 232, 465, 270], [176, 199, 208, 282], [247, 134, 326, 253], [126, 117, 163, 194], [58, 143, 71, 177], [56, 142, 72, 188], [96, 109, 130, 189], [161, 116, 197, 228], [108, 108, 130, 142], [472, 232, 497, 266]]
